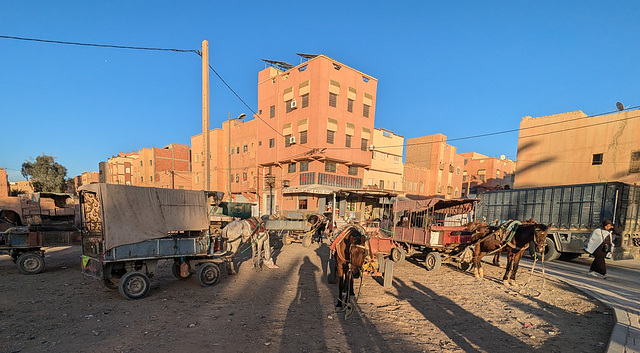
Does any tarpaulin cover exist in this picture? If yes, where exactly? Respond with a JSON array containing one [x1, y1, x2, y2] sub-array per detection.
[[394, 198, 477, 214], [78, 183, 209, 250]]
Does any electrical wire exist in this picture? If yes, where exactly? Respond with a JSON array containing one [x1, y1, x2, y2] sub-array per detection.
[[0, 35, 196, 53]]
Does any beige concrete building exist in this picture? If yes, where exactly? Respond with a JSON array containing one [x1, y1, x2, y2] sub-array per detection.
[[405, 133, 464, 198], [0, 168, 9, 197], [515, 109, 640, 188], [105, 152, 138, 185], [459, 152, 516, 196], [364, 128, 404, 192], [9, 181, 34, 195]]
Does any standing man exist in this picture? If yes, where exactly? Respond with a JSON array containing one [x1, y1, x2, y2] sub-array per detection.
[[584, 220, 614, 278]]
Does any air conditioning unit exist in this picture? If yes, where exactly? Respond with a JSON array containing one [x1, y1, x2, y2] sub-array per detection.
[[282, 180, 290, 187], [289, 136, 296, 145], [290, 100, 298, 109], [369, 144, 375, 151]]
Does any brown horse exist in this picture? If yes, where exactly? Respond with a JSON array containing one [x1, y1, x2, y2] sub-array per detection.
[[329, 225, 368, 312], [471, 222, 549, 285]]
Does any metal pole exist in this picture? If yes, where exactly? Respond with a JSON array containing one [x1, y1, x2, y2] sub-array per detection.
[[228, 112, 232, 202], [202, 40, 210, 192]]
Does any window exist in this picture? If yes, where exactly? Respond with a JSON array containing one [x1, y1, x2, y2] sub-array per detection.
[[379, 180, 385, 189], [270, 105, 275, 118], [236, 147, 240, 154], [392, 181, 397, 190], [325, 161, 337, 173], [327, 130, 335, 144], [243, 173, 247, 181], [394, 156, 400, 164], [301, 94, 309, 108], [348, 166, 358, 175], [285, 99, 293, 113], [140, 177, 143, 183], [347, 99, 354, 112], [285, 134, 292, 147], [361, 138, 369, 151], [235, 173, 239, 183], [149, 160, 153, 166], [462, 171, 467, 182], [269, 138, 275, 148], [140, 161, 143, 166], [380, 153, 386, 161], [464, 159, 468, 165], [298, 196, 308, 210], [329, 93, 337, 107], [299, 130, 307, 144], [243, 145, 248, 153], [150, 176, 153, 182], [592, 153, 603, 165], [457, 166, 461, 175], [447, 186, 452, 195], [630, 151, 640, 173], [478, 169, 486, 182], [345, 135, 352, 148], [195, 153, 199, 163], [300, 161, 309, 172], [288, 163, 296, 173], [363, 104, 370, 117]]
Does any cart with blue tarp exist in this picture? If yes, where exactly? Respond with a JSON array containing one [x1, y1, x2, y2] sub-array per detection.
[[78, 183, 225, 299]]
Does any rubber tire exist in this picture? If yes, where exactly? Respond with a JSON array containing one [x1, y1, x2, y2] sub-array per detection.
[[390, 247, 406, 264], [327, 255, 337, 284], [302, 234, 312, 248], [172, 261, 193, 280], [17, 252, 45, 275], [197, 263, 220, 287], [118, 272, 150, 300], [283, 232, 293, 246], [529, 237, 561, 262], [424, 252, 442, 271]]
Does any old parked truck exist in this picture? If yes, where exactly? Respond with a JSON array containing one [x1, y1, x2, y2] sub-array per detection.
[[476, 182, 640, 260]]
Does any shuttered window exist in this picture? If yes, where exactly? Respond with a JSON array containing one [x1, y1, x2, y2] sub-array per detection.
[[301, 94, 309, 108], [270, 105, 275, 118], [363, 104, 370, 117], [347, 99, 354, 112], [360, 138, 368, 151], [345, 135, 352, 148], [327, 130, 335, 144], [299, 130, 307, 144], [329, 93, 337, 107]]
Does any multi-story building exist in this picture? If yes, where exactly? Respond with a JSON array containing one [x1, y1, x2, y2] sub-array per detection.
[[404, 133, 464, 199], [105, 152, 138, 185], [103, 144, 191, 189], [458, 152, 516, 196], [515, 109, 640, 188], [134, 143, 191, 189], [403, 164, 429, 196], [191, 118, 258, 201], [364, 128, 404, 192], [255, 55, 378, 215]]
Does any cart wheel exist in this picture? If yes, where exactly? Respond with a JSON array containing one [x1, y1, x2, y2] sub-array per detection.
[[390, 247, 406, 264], [283, 232, 293, 246], [327, 254, 337, 284], [383, 260, 394, 288], [424, 252, 442, 271], [102, 278, 119, 290], [457, 262, 471, 272], [302, 234, 312, 248], [172, 261, 193, 280], [17, 252, 45, 275], [118, 272, 150, 299], [197, 263, 220, 287]]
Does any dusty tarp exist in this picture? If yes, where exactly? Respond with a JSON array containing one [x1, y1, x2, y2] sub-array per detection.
[[394, 198, 477, 214], [78, 184, 209, 250]]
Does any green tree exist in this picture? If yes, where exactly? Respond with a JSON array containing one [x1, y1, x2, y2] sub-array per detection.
[[21, 155, 68, 193]]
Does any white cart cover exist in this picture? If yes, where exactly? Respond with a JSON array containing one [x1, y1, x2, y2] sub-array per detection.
[[79, 183, 209, 250]]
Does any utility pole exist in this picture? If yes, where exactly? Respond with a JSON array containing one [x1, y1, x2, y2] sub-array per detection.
[[202, 40, 210, 192], [228, 112, 232, 202]]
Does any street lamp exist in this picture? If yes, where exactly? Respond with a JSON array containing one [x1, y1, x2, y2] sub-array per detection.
[[228, 112, 246, 202]]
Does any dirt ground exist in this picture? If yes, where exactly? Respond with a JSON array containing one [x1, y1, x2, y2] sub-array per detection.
[[0, 240, 614, 353]]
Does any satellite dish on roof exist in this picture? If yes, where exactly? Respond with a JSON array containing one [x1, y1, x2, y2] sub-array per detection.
[[616, 102, 624, 111], [500, 155, 506, 160]]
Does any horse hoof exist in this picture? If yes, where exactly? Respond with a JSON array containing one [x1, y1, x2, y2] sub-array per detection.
[[503, 280, 510, 286]]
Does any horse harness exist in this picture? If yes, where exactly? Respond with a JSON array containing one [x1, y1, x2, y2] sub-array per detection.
[[223, 217, 265, 243]]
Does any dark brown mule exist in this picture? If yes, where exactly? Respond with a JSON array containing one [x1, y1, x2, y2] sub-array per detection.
[[467, 218, 538, 267], [329, 225, 368, 311], [472, 222, 548, 285]]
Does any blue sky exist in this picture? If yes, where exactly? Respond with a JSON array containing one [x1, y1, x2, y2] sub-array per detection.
[[2, 1, 639, 182]]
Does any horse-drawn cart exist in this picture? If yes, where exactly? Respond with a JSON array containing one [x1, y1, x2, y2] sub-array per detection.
[[79, 184, 225, 299], [392, 198, 478, 271], [264, 213, 328, 248]]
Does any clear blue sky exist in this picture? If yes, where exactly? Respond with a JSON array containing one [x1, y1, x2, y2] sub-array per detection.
[[2, 1, 639, 182]]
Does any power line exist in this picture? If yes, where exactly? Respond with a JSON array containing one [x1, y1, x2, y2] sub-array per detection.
[[0, 35, 197, 53]]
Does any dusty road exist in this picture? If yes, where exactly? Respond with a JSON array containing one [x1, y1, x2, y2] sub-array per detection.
[[0, 242, 613, 353]]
